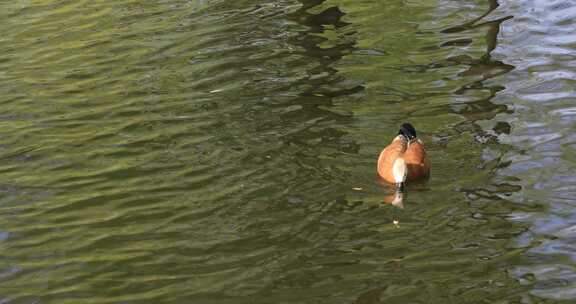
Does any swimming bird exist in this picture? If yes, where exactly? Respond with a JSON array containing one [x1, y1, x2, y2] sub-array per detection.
[[377, 123, 430, 189]]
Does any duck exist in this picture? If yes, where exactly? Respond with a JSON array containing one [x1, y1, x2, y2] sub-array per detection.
[[377, 123, 430, 189]]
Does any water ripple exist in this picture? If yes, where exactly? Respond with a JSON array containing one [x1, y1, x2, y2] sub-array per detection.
[[0, 0, 573, 303]]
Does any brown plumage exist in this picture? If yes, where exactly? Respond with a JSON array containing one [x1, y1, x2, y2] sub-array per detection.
[[377, 123, 430, 186]]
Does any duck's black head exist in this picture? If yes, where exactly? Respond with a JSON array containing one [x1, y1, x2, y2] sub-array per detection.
[[398, 123, 417, 141]]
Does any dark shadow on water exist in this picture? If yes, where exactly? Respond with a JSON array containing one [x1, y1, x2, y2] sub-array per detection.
[[407, 0, 517, 154], [445, 1, 514, 123], [275, 1, 363, 156]]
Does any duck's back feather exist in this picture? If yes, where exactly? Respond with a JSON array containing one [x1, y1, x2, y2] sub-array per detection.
[[377, 136, 407, 183], [377, 137, 429, 183]]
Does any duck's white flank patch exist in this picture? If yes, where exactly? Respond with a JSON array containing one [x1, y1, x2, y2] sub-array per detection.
[[392, 157, 407, 183]]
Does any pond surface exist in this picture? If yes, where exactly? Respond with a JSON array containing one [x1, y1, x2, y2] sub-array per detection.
[[1, 0, 575, 303]]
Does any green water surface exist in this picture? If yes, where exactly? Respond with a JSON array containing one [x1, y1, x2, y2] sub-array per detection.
[[1, 0, 575, 303]]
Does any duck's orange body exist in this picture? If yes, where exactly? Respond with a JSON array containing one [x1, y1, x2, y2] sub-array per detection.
[[377, 123, 430, 185]]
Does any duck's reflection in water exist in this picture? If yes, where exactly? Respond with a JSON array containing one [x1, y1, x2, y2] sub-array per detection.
[[378, 177, 433, 227], [383, 190, 404, 209], [377, 180, 405, 227]]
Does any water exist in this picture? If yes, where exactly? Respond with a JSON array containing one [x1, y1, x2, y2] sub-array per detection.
[[1, 0, 575, 303]]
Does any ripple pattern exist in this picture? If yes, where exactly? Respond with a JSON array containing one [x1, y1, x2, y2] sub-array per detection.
[[490, 0, 576, 301], [0, 0, 573, 303]]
